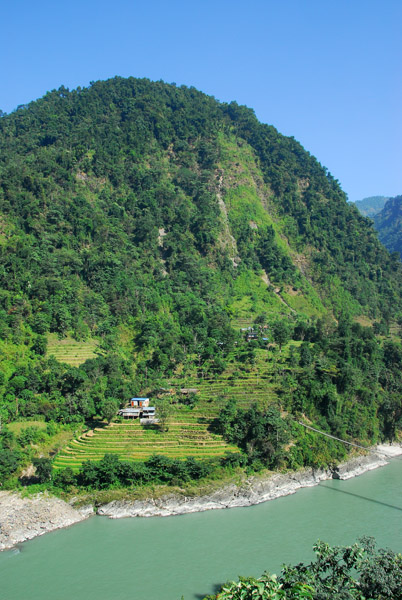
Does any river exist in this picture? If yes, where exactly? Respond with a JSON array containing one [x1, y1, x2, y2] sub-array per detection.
[[1, 459, 401, 600]]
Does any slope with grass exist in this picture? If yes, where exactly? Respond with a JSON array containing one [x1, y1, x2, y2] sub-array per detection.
[[46, 334, 101, 366]]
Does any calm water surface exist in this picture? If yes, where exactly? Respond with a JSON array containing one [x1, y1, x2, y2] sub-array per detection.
[[1, 459, 401, 600]]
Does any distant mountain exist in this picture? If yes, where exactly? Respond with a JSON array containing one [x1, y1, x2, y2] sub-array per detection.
[[374, 195, 402, 258], [352, 196, 389, 218]]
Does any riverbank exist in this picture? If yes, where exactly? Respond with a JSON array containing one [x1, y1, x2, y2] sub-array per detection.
[[1, 445, 400, 551], [97, 450, 393, 518]]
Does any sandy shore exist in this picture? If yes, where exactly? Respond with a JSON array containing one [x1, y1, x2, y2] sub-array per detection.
[[1, 445, 400, 551]]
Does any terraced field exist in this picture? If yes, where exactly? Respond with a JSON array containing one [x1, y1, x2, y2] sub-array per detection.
[[46, 334, 100, 366], [53, 347, 290, 470], [53, 415, 239, 470], [183, 373, 278, 416], [230, 316, 254, 330]]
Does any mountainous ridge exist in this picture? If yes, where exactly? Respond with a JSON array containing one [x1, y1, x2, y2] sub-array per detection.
[[374, 195, 402, 259], [352, 195, 389, 217]]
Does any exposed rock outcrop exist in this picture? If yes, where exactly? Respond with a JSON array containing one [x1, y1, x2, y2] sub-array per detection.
[[0, 492, 93, 551]]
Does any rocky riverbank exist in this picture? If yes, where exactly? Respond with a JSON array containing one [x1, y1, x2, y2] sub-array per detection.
[[98, 450, 391, 518], [1, 446, 400, 551], [0, 491, 93, 551]]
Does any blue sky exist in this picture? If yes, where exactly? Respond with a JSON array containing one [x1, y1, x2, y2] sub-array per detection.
[[1, 0, 401, 201]]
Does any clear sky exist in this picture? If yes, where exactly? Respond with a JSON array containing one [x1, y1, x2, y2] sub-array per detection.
[[1, 0, 401, 201]]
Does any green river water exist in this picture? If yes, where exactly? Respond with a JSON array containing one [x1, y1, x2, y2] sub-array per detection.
[[1, 459, 402, 600]]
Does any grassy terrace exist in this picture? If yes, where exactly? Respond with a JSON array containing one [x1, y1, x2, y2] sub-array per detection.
[[46, 334, 100, 366], [53, 346, 292, 470], [53, 417, 240, 470], [178, 344, 298, 411]]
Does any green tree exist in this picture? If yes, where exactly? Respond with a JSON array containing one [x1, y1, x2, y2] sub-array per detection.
[[207, 574, 313, 600], [157, 397, 172, 432], [0, 449, 20, 481], [272, 321, 292, 352], [53, 466, 76, 489], [100, 397, 119, 423], [33, 458, 52, 483], [32, 334, 48, 355]]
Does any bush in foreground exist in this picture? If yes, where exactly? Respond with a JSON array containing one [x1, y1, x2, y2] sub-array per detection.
[[202, 537, 402, 599]]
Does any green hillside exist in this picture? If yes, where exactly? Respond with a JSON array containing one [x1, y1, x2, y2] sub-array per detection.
[[0, 78, 402, 492]]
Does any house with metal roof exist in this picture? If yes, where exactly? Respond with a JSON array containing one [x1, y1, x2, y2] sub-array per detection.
[[118, 407, 141, 418], [180, 388, 199, 395], [130, 397, 149, 408], [118, 399, 155, 419]]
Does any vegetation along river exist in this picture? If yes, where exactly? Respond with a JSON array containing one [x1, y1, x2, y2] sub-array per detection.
[[1, 459, 402, 600]]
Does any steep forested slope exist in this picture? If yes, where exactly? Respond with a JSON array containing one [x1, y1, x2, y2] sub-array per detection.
[[0, 77, 402, 489], [374, 195, 402, 258], [0, 78, 400, 334]]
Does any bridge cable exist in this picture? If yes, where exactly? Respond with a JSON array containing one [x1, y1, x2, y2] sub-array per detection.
[[297, 421, 401, 459]]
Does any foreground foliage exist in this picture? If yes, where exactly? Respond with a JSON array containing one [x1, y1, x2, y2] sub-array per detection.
[[203, 538, 402, 599]]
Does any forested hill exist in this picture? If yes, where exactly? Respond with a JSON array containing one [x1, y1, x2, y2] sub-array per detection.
[[0, 77, 400, 333], [1, 77, 402, 487], [373, 195, 402, 259]]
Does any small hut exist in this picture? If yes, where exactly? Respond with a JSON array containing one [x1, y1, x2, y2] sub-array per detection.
[[180, 388, 199, 395], [119, 399, 156, 420], [118, 407, 141, 419], [129, 397, 149, 408]]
